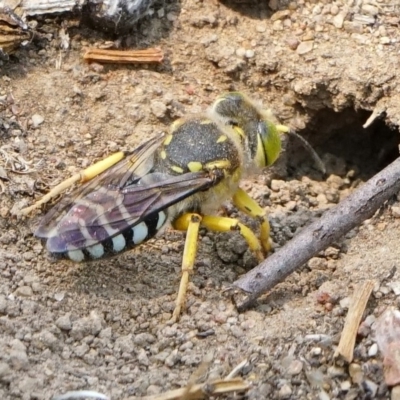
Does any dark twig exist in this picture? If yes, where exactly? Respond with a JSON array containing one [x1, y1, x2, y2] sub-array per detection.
[[233, 156, 400, 311]]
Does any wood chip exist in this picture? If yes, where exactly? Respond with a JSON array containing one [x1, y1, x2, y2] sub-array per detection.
[[334, 280, 375, 362], [83, 48, 164, 64], [0, 7, 31, 56]]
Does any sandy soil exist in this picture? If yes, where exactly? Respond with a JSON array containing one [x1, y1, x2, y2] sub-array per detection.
[[1, 0, 400, 399]]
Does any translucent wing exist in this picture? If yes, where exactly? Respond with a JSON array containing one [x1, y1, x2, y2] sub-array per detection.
[[35, 135, 223, 254], [35, 134, 164, 238]]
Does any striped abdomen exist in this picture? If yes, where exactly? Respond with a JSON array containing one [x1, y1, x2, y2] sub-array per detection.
[[51, 210, 167, 262]]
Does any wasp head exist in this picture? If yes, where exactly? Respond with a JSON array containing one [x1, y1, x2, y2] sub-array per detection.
[[210, 92, 286, 168]]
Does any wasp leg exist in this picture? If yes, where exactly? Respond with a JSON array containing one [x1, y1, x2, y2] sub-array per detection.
[[19, 152, 125, 215], [171, 213, 202, 322], [200, 215, 264, 262], [232, 188, 271, 254], [172, 212, 263, 320]]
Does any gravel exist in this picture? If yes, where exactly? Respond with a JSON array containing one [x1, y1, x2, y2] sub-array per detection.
[[1, 0, 400, 398]]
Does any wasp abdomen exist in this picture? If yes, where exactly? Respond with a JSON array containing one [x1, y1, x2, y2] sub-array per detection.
[[54, 210, 167, 262]]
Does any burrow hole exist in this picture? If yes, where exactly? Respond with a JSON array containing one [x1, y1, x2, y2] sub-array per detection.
[[284, 107, 399, 181]]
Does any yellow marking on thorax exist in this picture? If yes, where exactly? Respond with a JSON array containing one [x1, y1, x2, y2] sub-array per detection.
[[216, 135, 228, 143], [163, 134, 173, 146], [204, 160, 231, 170], [171, 119, 185, 131], [200, 119, 213, 125], [160, 150, 167, 159], [187, 161, 203, 172], [171, 165, 184, 174]]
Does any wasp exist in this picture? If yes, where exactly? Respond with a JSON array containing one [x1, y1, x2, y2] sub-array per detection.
[[21, 92, 290, 321]]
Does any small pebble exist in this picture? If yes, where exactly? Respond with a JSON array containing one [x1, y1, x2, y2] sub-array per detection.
[[10, 350, 29, 370], [333, 13, 346, 29], [166, 12, 177, 22], [236, 47, 246, 57], [364, 380, 378, 397], [328, 365, 345, 378], [165, 349, 179, 367], [0, 296, 7, 314], [368, 343, 379, 357], [56, 314, 72, 331], [14, 286, 33, 297], [150, 100, 167, 119], [268, 0, 278, 11], [272, 20, 283, 31], [296, 41, 313, 55], [330, 5, 339, 15], [137, 348, 149, 366], [310, 347, 322, 356], [54, 292, 65, 301], [392, 206, 400, 218], [287, 360, 303, 375], [339, 296, 351, 309], [270, 180, 285, 191], [245, 49, 255, 58], [278, 384, 292, 398], [341, 380, 351, 391], [361, 4, 378, 16], [287, 37, 300, 50], [31, 114, 44, 128], [256, 24, 267, 33], [349, 363, 363, 384], [0, 362, 11, 381]]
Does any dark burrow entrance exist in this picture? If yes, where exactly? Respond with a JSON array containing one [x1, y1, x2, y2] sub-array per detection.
[[284, 107, 399, 181]]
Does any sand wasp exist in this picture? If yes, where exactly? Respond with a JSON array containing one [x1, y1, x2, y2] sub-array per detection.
[[21, 92, 291, 321]]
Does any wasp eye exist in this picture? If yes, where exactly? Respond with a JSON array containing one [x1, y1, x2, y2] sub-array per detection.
[[258, 120, 281, 166]]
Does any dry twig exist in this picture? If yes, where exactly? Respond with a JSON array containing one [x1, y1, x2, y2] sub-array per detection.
[[83, 48, 164, 64], [140, 378, 250, 400], [334, 280, 375, 362], [233, 156, 400, 311]]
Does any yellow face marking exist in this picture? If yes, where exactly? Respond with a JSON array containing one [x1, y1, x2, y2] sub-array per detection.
[[216, 135, 227, 143], [255, 134, 267, 167], [160, 150, 167, 159], [163, 134, 173, 146], [171, 165, 184, 174], [204, 160, 231, 170], [187, 161, 203, 172]]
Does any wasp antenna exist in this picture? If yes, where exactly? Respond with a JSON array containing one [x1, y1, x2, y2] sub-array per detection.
[[287, 130, 326, 175]]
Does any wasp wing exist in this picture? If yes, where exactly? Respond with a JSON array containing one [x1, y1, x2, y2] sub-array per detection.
[[35, 132, 224, 253], [41, 171, 220, 253], [35, 134, 165, 238]]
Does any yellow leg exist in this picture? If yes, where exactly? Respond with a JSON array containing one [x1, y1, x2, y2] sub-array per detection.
[[201, 215, 264, 262], [171, 213, 202, 322], [232, 188, 271, 254], [172, 210, 265, 320], [19, 152, 125, 215]]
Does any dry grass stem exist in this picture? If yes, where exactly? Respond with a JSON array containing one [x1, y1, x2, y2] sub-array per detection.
[[140, 378, 250, 400], [334, 280, 375, 362]]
